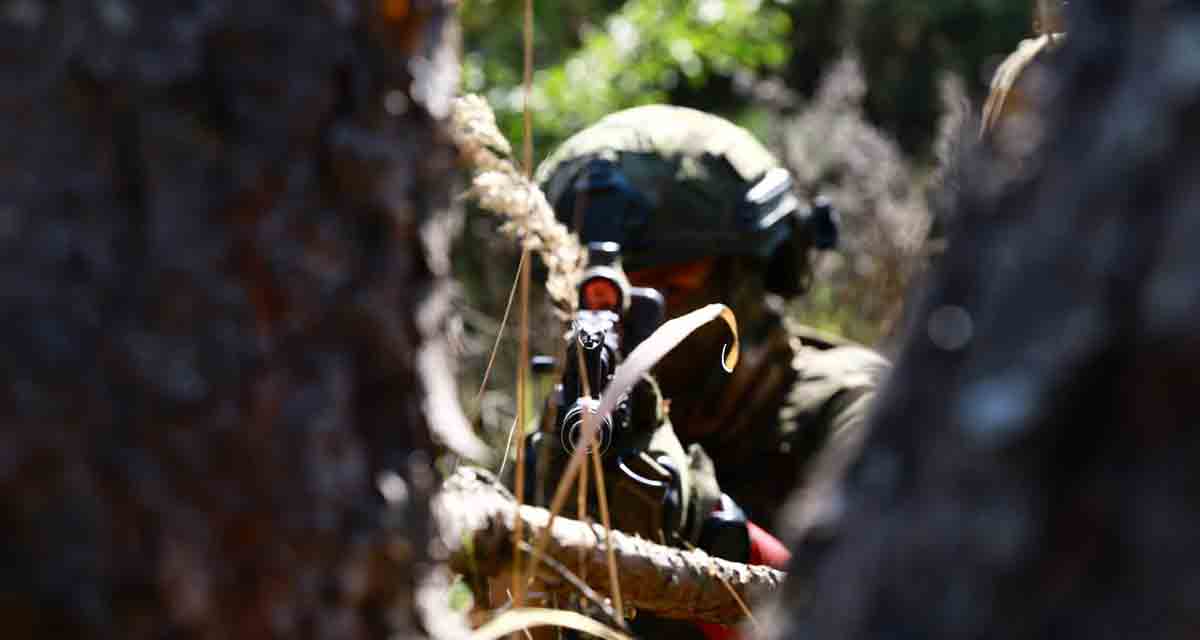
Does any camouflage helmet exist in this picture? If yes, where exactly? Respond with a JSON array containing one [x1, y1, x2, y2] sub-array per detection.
[[535, 105, 834, 291]]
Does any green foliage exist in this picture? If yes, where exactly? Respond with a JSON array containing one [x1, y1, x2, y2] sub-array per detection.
[[462, 0, 792, 162], [458, 0, 1033, 348], [462, 0, 1031, 161], [448, 574, 475, 612]]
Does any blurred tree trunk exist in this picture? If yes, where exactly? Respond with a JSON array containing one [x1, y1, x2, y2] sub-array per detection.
[[0, 1, 469, 638], [775, 2, 1200, 638]]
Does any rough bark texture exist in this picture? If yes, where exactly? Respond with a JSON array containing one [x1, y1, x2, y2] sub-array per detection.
[[774, 2, 1200, 638], [436, 468, 785, 625], [0, 1, 466, 638]]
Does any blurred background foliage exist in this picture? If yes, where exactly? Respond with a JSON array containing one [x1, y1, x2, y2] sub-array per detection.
[[461, 0, 1030, 160], [462, 0, 791, 160], [454, 0, 1033, 442]]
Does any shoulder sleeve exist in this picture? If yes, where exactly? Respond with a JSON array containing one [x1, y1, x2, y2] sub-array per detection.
[[774, 346, 888, 545], [780, 344, 889, 433]]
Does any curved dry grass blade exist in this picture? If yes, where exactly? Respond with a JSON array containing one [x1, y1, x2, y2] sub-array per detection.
[[595, 304, 739, 421], [980, 34, 1053, 137], [470, 608, 632, 640]]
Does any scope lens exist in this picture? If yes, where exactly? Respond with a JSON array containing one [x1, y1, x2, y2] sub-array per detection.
[[560, 402, 613, 455], [582, 277, 622, 311]]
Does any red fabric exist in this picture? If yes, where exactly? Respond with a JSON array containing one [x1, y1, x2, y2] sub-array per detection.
[[697, 522, 790, 640], [697, 621, 739, 640], [748, 520, 791, 568]]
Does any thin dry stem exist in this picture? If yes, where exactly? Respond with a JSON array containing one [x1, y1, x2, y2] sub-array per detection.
[[523, 342, 598, 596], [512, 247, 532, 609], [683, 540, 759, 630], [591, 446, 624, 623], [577, 447, 589, 582], [475, 249, 526, 413], [524, 437, 588, 600], [522, 0, 534, 176], [511, 0, 536, 617], [719, 574, 758, 629], [516, 541, 623, 628]]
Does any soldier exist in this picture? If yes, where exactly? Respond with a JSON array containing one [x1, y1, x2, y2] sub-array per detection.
[[530, 105, 889, 638]]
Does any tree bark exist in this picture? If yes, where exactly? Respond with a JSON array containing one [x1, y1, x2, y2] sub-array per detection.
[[435, 468, 785, 625], [0, 1, 469, 638], [774, 3, 1200, 638]]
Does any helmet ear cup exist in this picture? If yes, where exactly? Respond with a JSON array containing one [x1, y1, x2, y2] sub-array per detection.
[[764, 220, 812, 297], [809, 195, 840, 250], [765, 196, 839, 296]]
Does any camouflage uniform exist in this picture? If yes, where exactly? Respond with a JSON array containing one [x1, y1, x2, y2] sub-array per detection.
[[684, 319, 887, 526], [532, 105, 890, 541]]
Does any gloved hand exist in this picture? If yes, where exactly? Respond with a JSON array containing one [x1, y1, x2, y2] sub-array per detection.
[[698, 493, 751, 563], [698, 492, 791, 568], [696, 494, 790, 640]]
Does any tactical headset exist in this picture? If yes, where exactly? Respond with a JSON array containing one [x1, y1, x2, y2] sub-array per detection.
[[553, 158, 839, 297]]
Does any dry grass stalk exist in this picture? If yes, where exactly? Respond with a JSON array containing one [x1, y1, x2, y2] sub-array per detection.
[[448, 95, 586, 315], [511, 245, 532, 611], [511, 0, 537, 617], [577, 447, 590, 581], [590, 447, 624, 622], [515, 335, 606, 625], [516, 541, 621, 627], [571, 331, 622, 622], [682, 540, 759, 631]]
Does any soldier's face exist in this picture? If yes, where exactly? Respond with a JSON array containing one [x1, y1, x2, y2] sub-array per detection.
[[627, 257, 739, 425], [627, 257, 718, 318]]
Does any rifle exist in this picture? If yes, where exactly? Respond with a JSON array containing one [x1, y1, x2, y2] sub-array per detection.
[[541, 242, 663, 452], [523, 242, 752, 560]]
